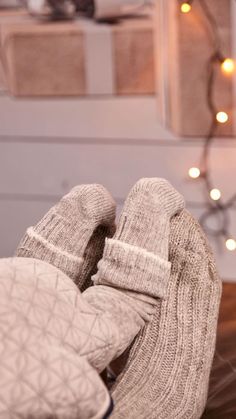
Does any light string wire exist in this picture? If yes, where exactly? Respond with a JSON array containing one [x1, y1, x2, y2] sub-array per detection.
[[181, 0, 236, 250]]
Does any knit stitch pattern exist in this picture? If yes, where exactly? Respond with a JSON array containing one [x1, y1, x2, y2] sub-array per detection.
[[110, 209, 222, 419], [16, 184, 116, 290]]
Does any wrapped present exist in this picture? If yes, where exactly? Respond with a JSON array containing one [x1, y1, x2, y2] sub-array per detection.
[[156, 0, 233, 137], [0, 8, 30, 91], [0, 9, 155, 96]]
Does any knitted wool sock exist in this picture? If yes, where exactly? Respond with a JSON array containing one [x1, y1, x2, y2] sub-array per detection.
[[16, 184, 116, 290], [114, 177, 184, 259], [110, 209, 222, 419], [89, 178, 184, 324]]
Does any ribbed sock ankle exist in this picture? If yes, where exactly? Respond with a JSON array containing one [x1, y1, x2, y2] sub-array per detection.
[[16, 184, 116, 290]]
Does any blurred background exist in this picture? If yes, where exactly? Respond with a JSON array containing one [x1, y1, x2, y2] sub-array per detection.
[[0, 0, 235, 283]]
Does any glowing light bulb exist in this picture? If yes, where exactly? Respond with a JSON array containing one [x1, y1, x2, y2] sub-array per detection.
[[221, 58, 235, 74], [210, 188, 221, 201], [216, 111, 229, 124], [225, 238, 236, 251], [181, 2, 192, 13], [188, 167, 200, 179]]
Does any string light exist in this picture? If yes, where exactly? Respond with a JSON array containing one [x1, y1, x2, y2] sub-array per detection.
[[216, 111, 229, 124], [183, 0, 236, 251], [188, 167, 201, 179], [180, 2, 192, 13], [210, 188, 221, 201], [225, 238, 236, 251], [221, 58, 235, 75]]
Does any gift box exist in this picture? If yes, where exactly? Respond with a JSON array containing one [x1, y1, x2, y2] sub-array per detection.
[[0, 8, 30, 92], [0, 8, 155, 97], [156, 0, 233, 137]]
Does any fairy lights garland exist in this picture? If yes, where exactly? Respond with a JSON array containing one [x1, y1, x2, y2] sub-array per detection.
[[180, 0, 236, 251]]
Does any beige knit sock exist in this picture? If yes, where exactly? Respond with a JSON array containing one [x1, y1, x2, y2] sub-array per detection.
[[16, 184, 116, 290], [80, 178, 184, 373], [110, 209, 222, 419], [93, 178, 184, 303], [114, 177, 185, 259], [86, 178, 184, 333]]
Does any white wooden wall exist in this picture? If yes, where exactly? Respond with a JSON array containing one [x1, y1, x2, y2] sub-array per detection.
[[0, 94, 235, 281]]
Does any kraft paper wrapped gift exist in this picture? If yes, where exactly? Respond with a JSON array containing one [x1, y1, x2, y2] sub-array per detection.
[[156, 0, 233, 137], [0, 11, 155, 97], [0, 8, 30, 92]]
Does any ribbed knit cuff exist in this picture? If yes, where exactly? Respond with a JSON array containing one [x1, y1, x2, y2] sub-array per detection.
[[16, 226, 84, 277], [92, 238, 171, 299], [33, 210, 92, 254]]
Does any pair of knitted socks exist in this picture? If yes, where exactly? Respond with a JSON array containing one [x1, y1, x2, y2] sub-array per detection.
[[17, 180, 180, 286], [16, 179, 221, 418], [17, 180, 183, 367]]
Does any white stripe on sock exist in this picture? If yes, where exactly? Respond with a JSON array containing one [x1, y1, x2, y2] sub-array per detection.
[[105, 238, 171, 268], [26, 227, 84, 264]]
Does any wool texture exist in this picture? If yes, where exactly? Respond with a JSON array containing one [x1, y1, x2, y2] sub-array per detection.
[[16, 184, 116, 290], [93, 178, 185, 311], [113, 178, 184, 259], [110, 209, 222, 419], [84, 178, 184, 358]]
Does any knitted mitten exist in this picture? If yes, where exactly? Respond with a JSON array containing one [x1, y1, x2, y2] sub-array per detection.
[[16, 184, 116, 290], [110, 209, 222, 419]]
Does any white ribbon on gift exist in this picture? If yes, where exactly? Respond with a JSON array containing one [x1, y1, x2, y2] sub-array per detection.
[[154, 0, 173, 126], [79, 1, 154, 96], [79, 19, 115, 95]]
